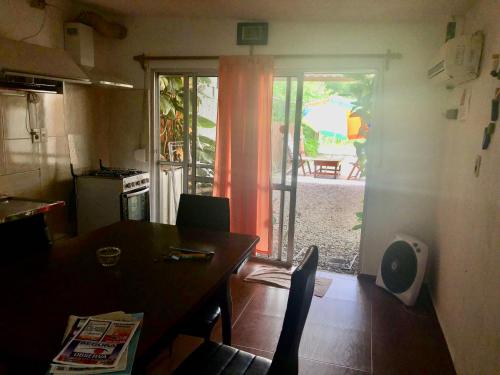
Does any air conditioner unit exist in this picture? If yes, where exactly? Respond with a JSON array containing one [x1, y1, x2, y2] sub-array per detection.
[[428, 33, 483, 87]]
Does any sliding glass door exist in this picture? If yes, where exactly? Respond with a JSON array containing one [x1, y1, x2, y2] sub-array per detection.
[[152, 70, 310, 269], [264, 75, 304, 265], [155, 73, 219, 224], [153, 71, 304, 266]]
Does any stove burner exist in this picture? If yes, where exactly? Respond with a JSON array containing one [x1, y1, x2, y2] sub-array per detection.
[[88, 168, 144, 179]]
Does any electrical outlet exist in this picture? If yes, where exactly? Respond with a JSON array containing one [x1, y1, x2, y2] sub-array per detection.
[[30, 129, 41, 143], [30, 128, 47, 143]]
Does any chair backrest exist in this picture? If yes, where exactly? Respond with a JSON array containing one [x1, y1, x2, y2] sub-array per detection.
[[176, 194, 230, 232], [269, 246, 319, 375]]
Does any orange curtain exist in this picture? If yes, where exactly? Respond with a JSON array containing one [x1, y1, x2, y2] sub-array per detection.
[[213, 56, 274, 254]]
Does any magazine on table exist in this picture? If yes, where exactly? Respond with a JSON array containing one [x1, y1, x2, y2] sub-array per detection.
[[48, 311, 143, 375]]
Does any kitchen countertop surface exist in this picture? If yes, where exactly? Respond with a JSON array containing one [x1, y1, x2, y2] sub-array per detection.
[[0, 196, 64, 223]]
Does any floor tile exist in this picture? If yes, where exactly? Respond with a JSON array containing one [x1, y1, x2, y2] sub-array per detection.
[[307, 297, 371, 332], [233, 345, 274, 360], [320, 273, 372, 304], [230, 276, 262, 320], [235, 346, 369, 375], [147, 335, 202, 375], [299, 357, 369, 375], [232, 311, 284, 352], [149, 261, 455, 375], [372, 331, 455, 375], [299, 323, 371, 372], [240, 285, 290, 317]]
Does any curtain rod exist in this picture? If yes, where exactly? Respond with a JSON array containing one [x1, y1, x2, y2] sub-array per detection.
[[133, 50, 402, 70]]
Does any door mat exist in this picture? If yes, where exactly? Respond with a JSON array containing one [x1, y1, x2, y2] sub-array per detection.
[[244, 266, 332, 297]]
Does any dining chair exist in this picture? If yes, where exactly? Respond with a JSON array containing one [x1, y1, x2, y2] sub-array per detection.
[[176, 193, 230, 232], [176, 193, 230, 341], [173, 245, 319, 375]]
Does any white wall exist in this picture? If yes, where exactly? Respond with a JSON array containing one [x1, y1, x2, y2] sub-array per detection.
[[105, 17, 445, 274], [0, 0, 113, 68], [431, 0, 500, 373], [0, 0, 75, 238], [0, 0, 112, 238], [0, 0, 73, 48]]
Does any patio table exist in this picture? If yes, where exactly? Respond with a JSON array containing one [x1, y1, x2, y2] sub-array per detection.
[[313, 159, 342, 178]]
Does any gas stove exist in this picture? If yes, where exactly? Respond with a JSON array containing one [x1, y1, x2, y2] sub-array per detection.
[[84, 167, 149, 193], [88, 168, 143, 178], [76, 163, 150, 234]]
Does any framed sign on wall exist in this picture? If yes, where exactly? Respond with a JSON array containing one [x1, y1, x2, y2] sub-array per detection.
[[237, 23, 268, 45]]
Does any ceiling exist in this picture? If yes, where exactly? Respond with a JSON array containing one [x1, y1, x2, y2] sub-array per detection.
[[80, 0, 477, 21]]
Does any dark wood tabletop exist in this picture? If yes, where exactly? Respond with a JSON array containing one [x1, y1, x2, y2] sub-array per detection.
[[0, 220, 259, 373]]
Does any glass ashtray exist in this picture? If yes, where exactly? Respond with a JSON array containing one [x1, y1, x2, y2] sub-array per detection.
[[96, 247, 121, 267]]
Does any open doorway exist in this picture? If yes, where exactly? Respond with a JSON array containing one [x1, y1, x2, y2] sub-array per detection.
[[269, 72, 375, 274]]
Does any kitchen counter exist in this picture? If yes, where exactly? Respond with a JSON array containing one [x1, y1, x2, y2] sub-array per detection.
[[0, 196, 64, 251], [0, 195, 64, 224]]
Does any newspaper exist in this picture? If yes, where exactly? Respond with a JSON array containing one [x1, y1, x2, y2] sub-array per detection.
[[48, 312, 143, 375], [52, 315, 139, 369], [49, 312, 130, 374]]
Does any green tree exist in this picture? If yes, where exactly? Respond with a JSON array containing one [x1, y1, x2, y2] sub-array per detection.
[[159, 76, 216, 166]]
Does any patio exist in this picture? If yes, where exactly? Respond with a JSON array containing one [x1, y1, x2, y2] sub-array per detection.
[[272, 176, 365, 274]]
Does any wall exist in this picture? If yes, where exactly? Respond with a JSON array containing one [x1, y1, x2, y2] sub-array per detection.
[[0, 0, 112, 238], [0, 0, 112, 67], [431, 0, 500, 373], [63, 83, 112, 170], [0, 0, 73, 48], [0, 0, 74, 238], [104, 17, 445, 274], [0, 84, 114, 239], [106, 89, 147, 170], [0, 92, 72, 236]]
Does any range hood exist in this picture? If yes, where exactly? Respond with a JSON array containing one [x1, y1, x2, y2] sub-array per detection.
[[81, 66, 133, 88], [0, 36, 90, 93], [65, 23, 133, 89], [0, 23, 132, 93]]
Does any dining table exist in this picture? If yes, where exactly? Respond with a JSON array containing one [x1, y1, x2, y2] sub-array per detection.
[[0, 220, 259, 374]]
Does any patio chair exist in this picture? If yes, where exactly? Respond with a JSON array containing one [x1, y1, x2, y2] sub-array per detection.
[[287, 143, 312, 176], [347, 160, 361, 180]]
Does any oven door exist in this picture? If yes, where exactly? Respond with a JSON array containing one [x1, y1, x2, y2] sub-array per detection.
[[121, 187, 150, 221]]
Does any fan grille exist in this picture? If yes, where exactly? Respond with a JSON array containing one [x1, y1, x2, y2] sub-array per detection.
[[381, 240, 417, 293]]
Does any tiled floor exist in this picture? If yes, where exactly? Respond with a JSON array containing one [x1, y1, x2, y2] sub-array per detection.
[[148, 261, 455, 374]]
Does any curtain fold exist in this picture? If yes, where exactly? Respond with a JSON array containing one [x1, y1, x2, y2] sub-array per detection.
[[213, 56, 274, 254]]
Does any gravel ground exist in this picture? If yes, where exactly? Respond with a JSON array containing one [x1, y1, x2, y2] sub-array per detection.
[[272, 178, 365, 274]]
